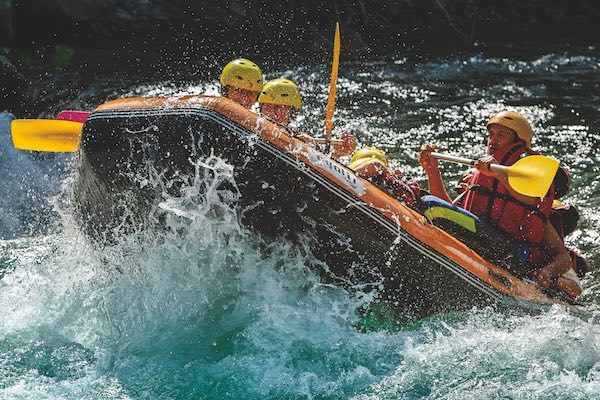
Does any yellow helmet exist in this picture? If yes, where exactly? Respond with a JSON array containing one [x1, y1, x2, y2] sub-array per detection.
[[486, 111, 533, 148], [349, 147, 389, 170], [258, 78, 302, 109], [220, 58, 264, 92]]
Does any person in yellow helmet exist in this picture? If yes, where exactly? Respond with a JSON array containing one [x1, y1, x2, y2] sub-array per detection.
[[419, 111, 549, 241], [420, 111, 536, 206], [220, 58, 264, 109], [419, 111, 575, 294], [350, 147, 420, 206], [257, 77, 354, 157], [258, 78, 301, 126]]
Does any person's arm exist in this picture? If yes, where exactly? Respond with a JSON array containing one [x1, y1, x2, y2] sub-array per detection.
[[296, 131, 356, 158], [532, 222, 572, 289], [296, 133, 315, 144], [474, 155, 537, 205], [353, 160, 387, 179], [331, 130, 357, 158], [419, 143, 452, 202]]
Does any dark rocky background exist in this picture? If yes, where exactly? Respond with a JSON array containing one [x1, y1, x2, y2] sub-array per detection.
[[1, 0, 600, 115]]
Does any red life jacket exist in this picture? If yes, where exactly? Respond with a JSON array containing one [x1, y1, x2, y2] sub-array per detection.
[[462, 142, 554, 252], [369, 169, 420, 206]]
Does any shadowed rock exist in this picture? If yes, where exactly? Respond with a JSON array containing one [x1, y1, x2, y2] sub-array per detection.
[[7, 0, 600, 55], [0, 0, 13, 43], [0, 55, 38, 113]]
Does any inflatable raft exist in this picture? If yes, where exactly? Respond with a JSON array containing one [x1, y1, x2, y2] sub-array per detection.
[[74, 95, 570, 316]]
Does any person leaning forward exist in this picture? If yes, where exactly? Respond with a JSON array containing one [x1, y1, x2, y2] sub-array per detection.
[[419, 111, 572, 289], [220, 58, 264, 109], [350, 147, 420, 207], [257, 77, 356, 159], [258, 78, 302, 126], [258, 77, 317, 144]]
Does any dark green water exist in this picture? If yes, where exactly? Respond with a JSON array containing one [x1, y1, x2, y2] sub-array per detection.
[[0, 49, 599, 399]]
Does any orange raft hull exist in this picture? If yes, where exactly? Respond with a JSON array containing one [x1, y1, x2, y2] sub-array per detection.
[[73, 95, 565, 316]]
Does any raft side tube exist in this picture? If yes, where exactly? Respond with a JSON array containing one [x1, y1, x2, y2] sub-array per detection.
[[75, 95, 565, 314]]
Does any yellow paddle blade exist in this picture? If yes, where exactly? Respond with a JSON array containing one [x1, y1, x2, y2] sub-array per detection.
[[11, 119, 83, 152], [325, 23, 340, 140], [505, 155, 560, 198]]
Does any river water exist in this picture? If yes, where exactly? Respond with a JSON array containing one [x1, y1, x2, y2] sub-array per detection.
[[1, 49, 599, 399]]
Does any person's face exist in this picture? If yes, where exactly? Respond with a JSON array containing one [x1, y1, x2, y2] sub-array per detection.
[[260, 103, 293, 125], [226, 87, 259, 109], [486, 123, 518, 154]]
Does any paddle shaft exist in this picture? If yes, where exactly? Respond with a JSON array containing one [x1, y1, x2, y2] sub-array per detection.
[[313, 138, 347, 145], [431, 152, 507, 173], [325, 23, 340, 154]]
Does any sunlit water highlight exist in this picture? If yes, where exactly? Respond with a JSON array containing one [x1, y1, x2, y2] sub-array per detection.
[[1, 51, 599, 398]]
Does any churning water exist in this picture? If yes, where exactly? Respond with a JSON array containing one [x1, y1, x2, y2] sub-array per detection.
[[1, 50, 599, 399]]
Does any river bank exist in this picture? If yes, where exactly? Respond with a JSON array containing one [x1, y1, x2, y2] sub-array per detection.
[[3, 1, 600, 115], [3, 1, 600, 54]]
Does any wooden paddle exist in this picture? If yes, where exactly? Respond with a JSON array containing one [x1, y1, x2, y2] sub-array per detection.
[[11, 119, 83, 152], [431, 152, 560, 198], [324, 23, 340, 154]]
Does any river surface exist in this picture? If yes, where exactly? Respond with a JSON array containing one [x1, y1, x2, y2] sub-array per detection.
[[1, 49, 599, 399]]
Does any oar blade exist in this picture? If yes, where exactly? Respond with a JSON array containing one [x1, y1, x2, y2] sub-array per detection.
[[506, 155, 560, 197], [11, 119, 83, 152]]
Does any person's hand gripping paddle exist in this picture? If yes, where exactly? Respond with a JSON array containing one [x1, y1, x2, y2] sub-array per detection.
[[432, 152, 560, 198]]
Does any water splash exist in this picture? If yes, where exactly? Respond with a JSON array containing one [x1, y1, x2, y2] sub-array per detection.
[[1, 53, 599, 398], [354, 308, 600, 399], [0, 150, 384, 398], [0, 113, 72, 239]]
